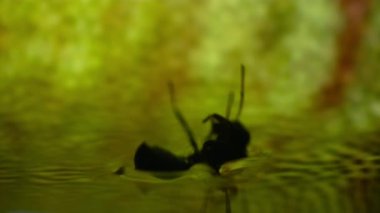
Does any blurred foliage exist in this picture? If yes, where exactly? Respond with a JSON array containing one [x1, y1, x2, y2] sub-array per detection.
[[0, 0, 379, 166]]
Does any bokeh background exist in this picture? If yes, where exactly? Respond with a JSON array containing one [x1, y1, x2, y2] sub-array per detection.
[[0, 0, 379, 212]]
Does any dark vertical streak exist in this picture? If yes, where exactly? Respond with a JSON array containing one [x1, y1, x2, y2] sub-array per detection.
[[201, 188, 212, 213], [235, 65, 245, 120], [224, 188, 232, 213], [347, 178, 368, 213], [168, 82, 200, 153]]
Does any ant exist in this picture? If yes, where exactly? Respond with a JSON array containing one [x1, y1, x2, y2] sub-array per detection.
[[115, 65, 250, 176], [114, 65, 249, 213]]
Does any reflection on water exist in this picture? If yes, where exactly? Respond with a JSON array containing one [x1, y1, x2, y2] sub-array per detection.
[[1, 152, 379, 213]]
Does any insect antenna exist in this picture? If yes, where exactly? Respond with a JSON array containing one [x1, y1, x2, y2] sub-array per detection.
[[225, 91, 235, 119], [168, 81, 200, 154], [235, 64, 245, 120]]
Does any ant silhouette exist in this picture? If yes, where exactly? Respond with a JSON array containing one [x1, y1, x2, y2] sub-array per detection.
[[129, 65, 250, 175], [114, 65, 250, 213]]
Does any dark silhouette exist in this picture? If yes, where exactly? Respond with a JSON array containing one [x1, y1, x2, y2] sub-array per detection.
[[134, 142, 192, 171], [197, 113, 250, 171], [114, 65, 250, 175]]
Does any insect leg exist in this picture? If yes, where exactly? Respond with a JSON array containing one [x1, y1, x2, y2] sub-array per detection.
[[224, 188, 232, 213], [201, 188, 212, 213], [168, 81, 200, 154]]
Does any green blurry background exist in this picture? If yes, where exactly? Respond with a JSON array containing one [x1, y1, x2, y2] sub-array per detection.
[[0, 0, 380, 212]]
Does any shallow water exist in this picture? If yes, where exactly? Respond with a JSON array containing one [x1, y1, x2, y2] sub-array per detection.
[[1, 152, 379, 213]]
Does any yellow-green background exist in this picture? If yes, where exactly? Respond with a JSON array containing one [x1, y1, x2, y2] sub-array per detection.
[[0, 0, 380, 212]]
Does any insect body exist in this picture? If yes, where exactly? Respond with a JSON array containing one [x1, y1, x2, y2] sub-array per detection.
[[129, 65, 249, 175], [197, 113, 250, 171], [134, 142, 192, 171]]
